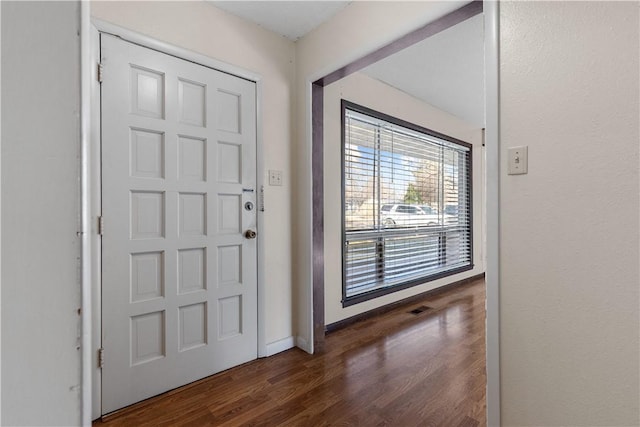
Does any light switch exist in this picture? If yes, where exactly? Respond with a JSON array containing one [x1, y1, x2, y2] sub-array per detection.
[[269, 170, 283, 186], [508, 146, 528, 175]]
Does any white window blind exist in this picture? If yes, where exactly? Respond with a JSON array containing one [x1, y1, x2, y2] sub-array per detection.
[[343, 103, 472, 304]]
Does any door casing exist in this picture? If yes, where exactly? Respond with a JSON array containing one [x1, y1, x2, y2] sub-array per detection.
[[88, 19, 267, 420]]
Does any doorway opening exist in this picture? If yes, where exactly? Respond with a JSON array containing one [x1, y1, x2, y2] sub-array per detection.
[[308, 1, 500, 424]]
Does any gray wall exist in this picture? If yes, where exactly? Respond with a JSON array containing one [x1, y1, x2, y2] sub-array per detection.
[[1, 2, 82, 425]]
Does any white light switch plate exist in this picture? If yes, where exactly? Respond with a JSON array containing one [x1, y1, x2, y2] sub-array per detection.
[[508, 146, 528, 175], [269, 170, 283, 186]]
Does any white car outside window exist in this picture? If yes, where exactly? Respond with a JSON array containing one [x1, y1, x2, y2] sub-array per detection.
[[380, 204, 440, 227]]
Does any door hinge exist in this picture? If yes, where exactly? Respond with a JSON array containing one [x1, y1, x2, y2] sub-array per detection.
[[97, 216, 104, 235], [98, 348, 105, 369], [97, 62, 104, 83]]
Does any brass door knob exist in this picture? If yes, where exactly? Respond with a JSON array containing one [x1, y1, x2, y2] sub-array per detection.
[[244, 229, 257, 239]]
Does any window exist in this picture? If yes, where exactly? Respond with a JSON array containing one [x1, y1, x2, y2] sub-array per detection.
[[342, 101, 473, 306]]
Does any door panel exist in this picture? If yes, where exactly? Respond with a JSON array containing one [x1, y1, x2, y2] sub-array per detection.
[[101, 34, 257, 414]]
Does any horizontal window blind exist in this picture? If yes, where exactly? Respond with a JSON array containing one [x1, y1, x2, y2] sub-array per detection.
[[343, 104, 472, 303]]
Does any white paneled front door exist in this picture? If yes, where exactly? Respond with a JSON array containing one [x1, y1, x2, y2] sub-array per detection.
[[100, 34, 258, 414]]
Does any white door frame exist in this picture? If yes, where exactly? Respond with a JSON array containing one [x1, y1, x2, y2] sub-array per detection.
[[484, 3, 501, 425], [84, 18, 267, 421]]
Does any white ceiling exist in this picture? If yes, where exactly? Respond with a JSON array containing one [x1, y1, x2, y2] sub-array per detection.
[[209, 1, 484, 127], [211, 1, 351, 41]]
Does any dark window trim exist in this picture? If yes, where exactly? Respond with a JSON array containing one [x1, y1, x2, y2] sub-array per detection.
[[343, 265, 475, 307], [341, 100, 474, 307], [343, 100, 473, 150], [312, 82, 325, 348]]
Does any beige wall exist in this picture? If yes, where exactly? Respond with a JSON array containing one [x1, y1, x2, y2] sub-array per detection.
[[91, 1, 296, 347], [323, 72, 484, 325], [500, 2, 640, 425]]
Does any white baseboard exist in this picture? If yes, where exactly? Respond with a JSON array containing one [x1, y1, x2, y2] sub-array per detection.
[[295, 336, 312, 354], [265, 336, 295, 357]]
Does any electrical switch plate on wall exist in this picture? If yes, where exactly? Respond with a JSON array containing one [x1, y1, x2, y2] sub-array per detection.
[[269, 170, 283, 186], [508, 146, 528, 175]]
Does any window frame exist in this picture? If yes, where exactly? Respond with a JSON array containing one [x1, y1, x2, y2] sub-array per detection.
[[341, 99, 474, 307]]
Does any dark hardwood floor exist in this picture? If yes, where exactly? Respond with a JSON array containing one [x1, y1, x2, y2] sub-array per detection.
[[95, 278, 486, 426]]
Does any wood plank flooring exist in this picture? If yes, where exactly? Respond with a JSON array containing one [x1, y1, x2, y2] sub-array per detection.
[[95, 278, 486, 426]]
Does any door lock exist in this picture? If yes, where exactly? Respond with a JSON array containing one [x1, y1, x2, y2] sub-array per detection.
[[244, 229, 257, 239], [244, 201, 254, 211]]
